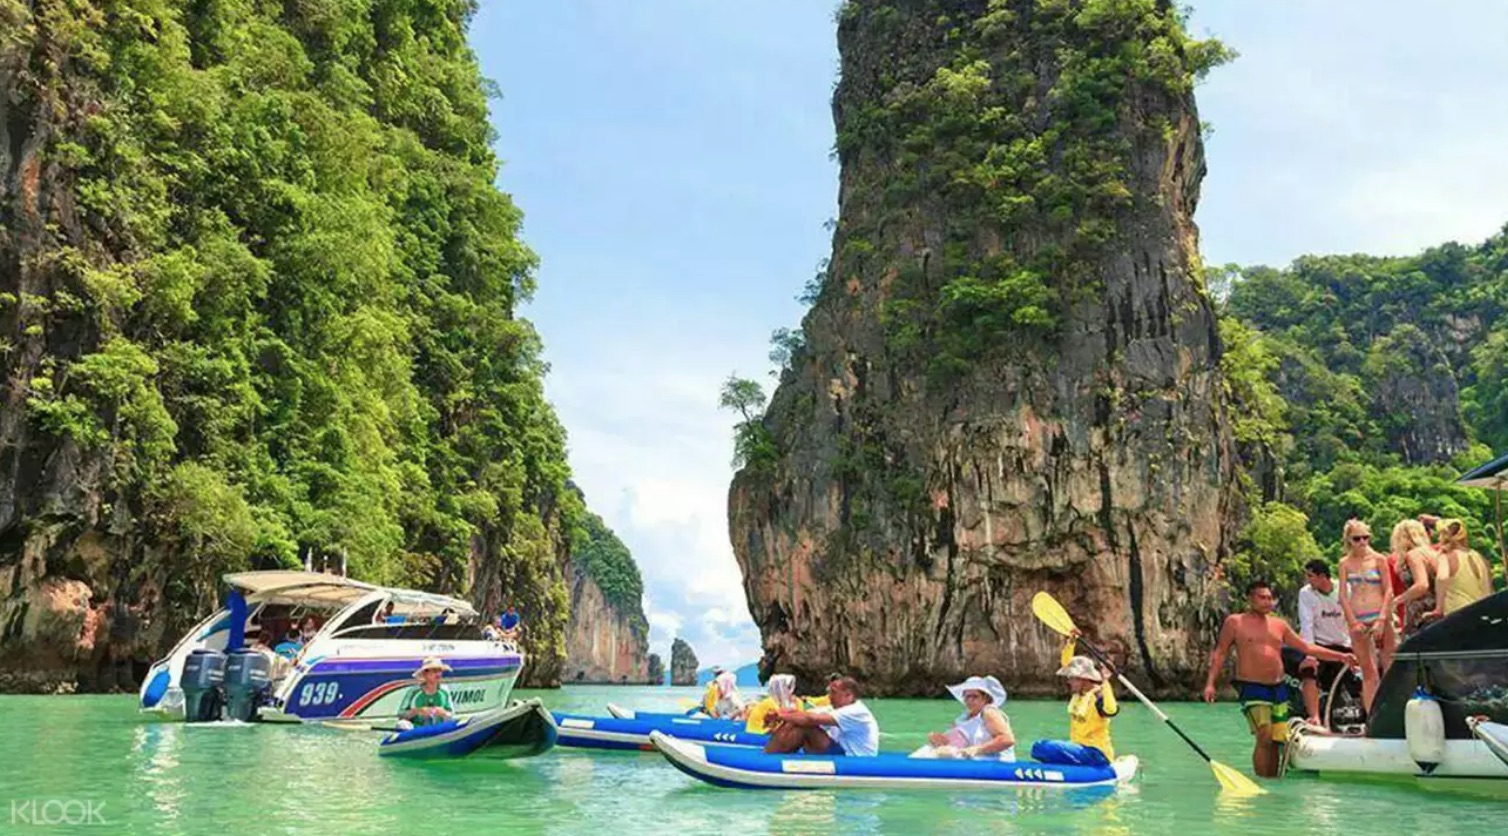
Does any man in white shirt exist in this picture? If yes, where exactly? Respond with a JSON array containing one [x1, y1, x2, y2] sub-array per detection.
[[1297, 559, 1352, 726], [763, 675, 879, 756]]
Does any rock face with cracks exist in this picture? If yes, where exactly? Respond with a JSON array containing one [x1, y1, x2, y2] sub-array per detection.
[[729, 0, 1241, 697]]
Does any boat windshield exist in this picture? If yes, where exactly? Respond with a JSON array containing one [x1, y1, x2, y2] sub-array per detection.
[[323, 594, 493, 643]]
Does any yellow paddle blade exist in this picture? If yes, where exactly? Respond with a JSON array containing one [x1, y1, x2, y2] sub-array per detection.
[[1031, 591, 1078, 637], [1210, 759, 1267, 796]]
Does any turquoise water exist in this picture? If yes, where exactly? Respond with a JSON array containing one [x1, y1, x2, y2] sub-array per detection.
[[3, 686, 1504, 834]]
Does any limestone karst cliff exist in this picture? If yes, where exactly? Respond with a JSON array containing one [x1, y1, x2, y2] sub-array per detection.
[[729, 0, 1241, 696], [0, 1, 577, 691], [669, 638, 699, 686]]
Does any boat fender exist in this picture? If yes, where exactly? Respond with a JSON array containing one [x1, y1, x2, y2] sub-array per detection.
[[1404, 687, 1446, 774]]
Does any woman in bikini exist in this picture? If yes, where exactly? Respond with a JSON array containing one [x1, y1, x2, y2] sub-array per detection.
[[1337, 519, 1393, 713]]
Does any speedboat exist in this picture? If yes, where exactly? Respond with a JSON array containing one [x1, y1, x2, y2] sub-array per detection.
[[1289, 590, 1508, 788], [137, 571, 522, 725]]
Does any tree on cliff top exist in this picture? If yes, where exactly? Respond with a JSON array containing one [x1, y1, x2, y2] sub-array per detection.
[[719, 375, 776, 471], [1, 0, 576, 676]]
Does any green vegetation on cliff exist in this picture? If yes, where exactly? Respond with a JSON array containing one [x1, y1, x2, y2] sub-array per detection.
[[1220, 230, 1508, 590], [2, 0, 577, 676], [827, 0, 1231, 385], [569, 503, 648, 640]]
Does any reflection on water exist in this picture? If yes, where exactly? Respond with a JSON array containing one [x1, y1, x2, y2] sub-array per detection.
[[4, 689, 1508, 835]]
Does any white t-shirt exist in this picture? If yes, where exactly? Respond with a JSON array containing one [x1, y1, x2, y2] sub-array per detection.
[[1298, 583, 1351, 649], [822, 700, 879, 756]]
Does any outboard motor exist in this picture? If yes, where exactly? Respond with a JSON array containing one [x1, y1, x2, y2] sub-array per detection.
[[181, 648, 226, 723], [1405, 687, 1446, 774], [222, 649, 272, 722]]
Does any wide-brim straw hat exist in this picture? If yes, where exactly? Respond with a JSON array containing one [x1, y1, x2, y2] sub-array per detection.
[[413, 656, 453, 678], [1056, 655, 1103, 682], [945, 675, 1008, 707]]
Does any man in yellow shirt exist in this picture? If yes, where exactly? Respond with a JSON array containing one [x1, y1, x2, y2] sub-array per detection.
[[1057, 655, 1118, 760]]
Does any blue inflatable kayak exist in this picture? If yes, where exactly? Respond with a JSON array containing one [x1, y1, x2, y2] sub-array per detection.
[[553, 712, 765, 751], [606, 702, 711, 721], [650, 732, 1139, 790], [378, 699, 558, 760]]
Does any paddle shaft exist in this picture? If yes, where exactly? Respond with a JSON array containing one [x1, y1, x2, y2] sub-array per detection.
[[1071, 634, 1218, 765]]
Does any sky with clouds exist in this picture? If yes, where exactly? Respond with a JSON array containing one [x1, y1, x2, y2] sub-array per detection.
[[470, 1, 1508, 670]]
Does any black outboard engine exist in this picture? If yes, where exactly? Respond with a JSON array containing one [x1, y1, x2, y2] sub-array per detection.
[[223, 649, 272, 722], [181, 648, 226, 722]]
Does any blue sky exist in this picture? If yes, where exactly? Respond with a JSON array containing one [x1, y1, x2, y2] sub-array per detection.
[[471, 1, 1508, 669]]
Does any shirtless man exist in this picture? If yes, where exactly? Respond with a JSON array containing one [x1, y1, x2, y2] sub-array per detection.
[[1203, 579, 1357, 777]]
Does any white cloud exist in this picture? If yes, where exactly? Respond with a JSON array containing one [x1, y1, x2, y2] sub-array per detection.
[[546, 340, 770, 671]]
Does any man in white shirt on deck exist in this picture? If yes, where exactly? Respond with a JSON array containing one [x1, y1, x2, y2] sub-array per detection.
[[1297, 559, 1353, 726], [764, 675, 880, 756]]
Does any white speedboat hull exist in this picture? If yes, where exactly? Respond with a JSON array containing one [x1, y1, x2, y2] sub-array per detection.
[[1290, 730, 1508, 779]]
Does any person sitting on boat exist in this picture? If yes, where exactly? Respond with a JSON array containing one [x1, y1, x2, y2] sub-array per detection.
[[763, 675, 878, 757], [396, 657, 455, 730], [921, 674, 1016, 761], [482, 614, 503, 641], [705, 670, 749, 719], [1296, 558, 1352, 727], [743, 674, 830, 733], [272, 629, 303, 659], [1432, 518, 1495, 619], [499, 607, 522, 642], [1057, 656, 1116, 760], [373, 601, 396, 625], [1203, 579, 1357, 777], [298, 615, 321, 644]]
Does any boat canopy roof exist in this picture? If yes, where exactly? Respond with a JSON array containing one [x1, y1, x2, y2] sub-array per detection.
[[222, 570, 477, 616], [1458, 450, 1508, 489]]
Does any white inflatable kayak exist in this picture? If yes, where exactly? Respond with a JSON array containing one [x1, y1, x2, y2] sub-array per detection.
[[650, 732, 1138, 791]]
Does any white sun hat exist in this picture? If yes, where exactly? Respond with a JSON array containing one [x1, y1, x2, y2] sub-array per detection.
[[945, 674, 1008, 707]]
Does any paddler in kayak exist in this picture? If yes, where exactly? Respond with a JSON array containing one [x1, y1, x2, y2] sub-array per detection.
[[743, 673, 829, 734], [700, 669, 749, 719], [1203, 580, 1357, 777], [1058, 654, 1117, 760], [763, 675, 879, 756], [396, 657, 456, 730]]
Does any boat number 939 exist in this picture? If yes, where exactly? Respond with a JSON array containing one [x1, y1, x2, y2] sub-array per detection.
[[297, 682, 342, 706]]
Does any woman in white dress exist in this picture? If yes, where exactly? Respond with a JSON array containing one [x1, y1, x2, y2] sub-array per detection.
[[923, 675, 1016, 760]]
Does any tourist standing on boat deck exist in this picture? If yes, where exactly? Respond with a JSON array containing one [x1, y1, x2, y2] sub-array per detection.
[[1056, 657, 1116, 760], [1432, 518, 1495, 617], [1337, 519, 1393, 710], [764, 675, 879, 756], [1391, 519, 1439, 640], [1296, 559, 1351, 726], [925, 675, 1017, 761], [1203, 580, 1356, 778], [398, 657, 455, 729]]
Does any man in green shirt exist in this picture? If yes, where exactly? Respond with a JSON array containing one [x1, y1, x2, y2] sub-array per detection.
[[399, 657, 455, 728]]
